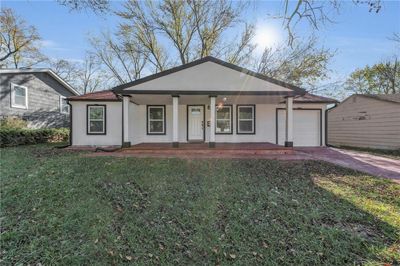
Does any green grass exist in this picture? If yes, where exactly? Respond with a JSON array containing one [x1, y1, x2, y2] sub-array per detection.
[[1, 144, 399, 265]]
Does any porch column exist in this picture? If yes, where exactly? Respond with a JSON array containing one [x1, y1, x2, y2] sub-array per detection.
[[285, 96, 294, 147], [209, 96, 216, 148], [122, 96, 131, 147], [172, 95, 179, 148]]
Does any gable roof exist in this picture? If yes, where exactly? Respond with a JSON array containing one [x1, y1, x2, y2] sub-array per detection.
[[0, 68, 80, 95], [358, 93, 400, 104], [112, 56, 306, 95], [68, 90, 120, 101]]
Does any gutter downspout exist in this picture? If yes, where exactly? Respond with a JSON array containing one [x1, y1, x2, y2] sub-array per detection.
[[325, 103, 337, 147], [67, 101, 73, 147]]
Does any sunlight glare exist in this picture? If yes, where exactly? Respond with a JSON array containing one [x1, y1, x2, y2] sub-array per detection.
[[253, 25, 281, 50]]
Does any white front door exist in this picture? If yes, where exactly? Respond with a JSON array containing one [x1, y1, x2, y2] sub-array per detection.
[[188, 105, 204, 141]]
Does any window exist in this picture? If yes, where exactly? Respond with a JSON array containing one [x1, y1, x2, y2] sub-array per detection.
[[216, 105, 232, 134], [87, 105, 106, 135], [237, 105, 255, 134], [147, 105, 165, 135], [60, 96, 69, 114], [11, 83, 28, 109]]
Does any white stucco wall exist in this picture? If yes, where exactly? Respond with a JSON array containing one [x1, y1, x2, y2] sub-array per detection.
[[127, 102, 326, 146], [121, 61, 292, 92], [70, 101, 122, 146], [70, 100, 326, 147]]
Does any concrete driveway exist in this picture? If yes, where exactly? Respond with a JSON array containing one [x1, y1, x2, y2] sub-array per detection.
[[297, 147, 400, 183]]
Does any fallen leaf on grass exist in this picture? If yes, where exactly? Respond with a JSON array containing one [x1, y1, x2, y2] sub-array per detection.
[[126, 256, 132, 261], [229, 254, 236, 259], [94, 238, 98, 244]]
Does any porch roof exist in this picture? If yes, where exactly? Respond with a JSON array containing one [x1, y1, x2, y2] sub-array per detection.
[[68, 90, 337, 104]]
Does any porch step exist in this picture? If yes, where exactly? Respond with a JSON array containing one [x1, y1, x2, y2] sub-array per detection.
[[120, 149, 294, 155]]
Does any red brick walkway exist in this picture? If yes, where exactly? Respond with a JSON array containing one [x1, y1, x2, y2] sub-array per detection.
[[296, 148, 400, 183]]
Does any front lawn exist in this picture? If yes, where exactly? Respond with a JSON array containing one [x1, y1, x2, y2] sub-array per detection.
[[1, 144, 399, 265]]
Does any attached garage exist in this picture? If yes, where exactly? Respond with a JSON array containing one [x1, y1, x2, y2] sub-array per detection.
[[277, 109, 322, 147]]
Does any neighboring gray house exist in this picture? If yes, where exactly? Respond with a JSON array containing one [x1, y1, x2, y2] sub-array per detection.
[[0, 69, 79, 128], [328, 94, 400, 150]]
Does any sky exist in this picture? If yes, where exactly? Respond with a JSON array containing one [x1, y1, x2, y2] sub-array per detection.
[[2, 0, 400, 86]]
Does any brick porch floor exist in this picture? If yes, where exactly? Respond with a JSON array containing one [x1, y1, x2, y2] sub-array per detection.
[[125, 142, 290, 151]]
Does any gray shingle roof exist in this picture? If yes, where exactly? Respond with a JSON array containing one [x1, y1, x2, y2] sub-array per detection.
[[359, 94, 400, 104]]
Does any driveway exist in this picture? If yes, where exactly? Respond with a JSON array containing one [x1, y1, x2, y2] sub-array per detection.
[[297, 147, 400, 183]]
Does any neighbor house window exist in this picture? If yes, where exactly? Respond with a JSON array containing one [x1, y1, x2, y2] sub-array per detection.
[[60, 96, 69, 114], [11, 83, 28, 109], [216, 105, 232, 134], [237, 105, 255, 134], [147, 105, 165, 135], [87, 105, 106, 135]]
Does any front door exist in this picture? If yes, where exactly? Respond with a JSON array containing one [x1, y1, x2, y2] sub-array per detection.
[[187, 105, 204, 142]]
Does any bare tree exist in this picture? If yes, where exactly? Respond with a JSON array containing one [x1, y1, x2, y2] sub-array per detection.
[[115, 0, 254, 71], [79, 55, 103, 94], [256, 36, 334, 91], [56, 0, 109, 13], [51, 59, 80, 82], [89, 32, 147, 85], [51, 56, 109, 94], [278, 0, 382, 45], [0, 8, 47, 68]]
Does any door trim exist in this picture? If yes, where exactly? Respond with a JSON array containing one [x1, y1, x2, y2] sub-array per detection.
[[186, 105, 205, 142], [275, 108, 322, 146]]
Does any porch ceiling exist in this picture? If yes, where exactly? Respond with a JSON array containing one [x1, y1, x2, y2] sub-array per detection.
[[129, 94, 287, 105]]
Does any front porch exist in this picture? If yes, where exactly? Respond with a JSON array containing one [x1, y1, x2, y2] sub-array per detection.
[[121, 94, 296, 148]]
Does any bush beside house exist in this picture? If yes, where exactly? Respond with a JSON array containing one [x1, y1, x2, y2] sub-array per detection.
[[0, 117, 69, 147]]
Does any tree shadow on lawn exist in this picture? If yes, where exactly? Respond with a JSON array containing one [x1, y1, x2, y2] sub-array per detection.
[[1, 151, 399, 265], [90, 158, 399, 265]]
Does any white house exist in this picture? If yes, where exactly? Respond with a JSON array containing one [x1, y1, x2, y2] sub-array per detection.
[[68, 57, 337, 148]]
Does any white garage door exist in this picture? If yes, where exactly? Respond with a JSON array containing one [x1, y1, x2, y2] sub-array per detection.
[[277, 109, 321, 147]]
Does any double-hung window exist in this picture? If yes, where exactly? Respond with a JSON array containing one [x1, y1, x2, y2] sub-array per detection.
[[11, 83, 28, 109], [147, 105, 165, 134], [60, 96, 69, 114], [216, 105, 232, 134], [237, 105, 255, 134], [87, 105, 106, 134]]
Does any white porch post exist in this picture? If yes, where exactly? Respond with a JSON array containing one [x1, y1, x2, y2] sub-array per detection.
[[209, 96, 216, 148], [122, 96, 131, 147], [172, 95, 179, 148], [285, 96, 294, 147]]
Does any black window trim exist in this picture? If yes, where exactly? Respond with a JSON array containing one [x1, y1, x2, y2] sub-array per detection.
[[147, 105, 166, 135], [87, 104, 107, 135], [236, 104, 256, 135], [215, 104, 233, 135]]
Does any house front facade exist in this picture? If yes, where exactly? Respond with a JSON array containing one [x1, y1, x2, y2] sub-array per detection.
[[0, 69, 79, 128], [68, 57, 336, 148]]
